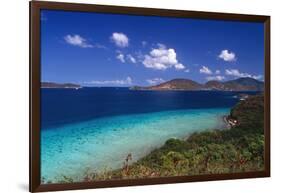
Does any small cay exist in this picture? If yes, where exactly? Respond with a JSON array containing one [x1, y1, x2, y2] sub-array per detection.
[[41, 82, 82, 89]]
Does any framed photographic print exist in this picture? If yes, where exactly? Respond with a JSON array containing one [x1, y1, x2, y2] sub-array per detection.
[[30, 1, 270, 192]]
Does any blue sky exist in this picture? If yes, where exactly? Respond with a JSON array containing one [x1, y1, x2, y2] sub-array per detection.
[[41, 10, 264, 86]]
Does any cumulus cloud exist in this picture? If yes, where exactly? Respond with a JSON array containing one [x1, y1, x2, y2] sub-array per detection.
[[116, 53, 125, 63], [225, 69, 263, 80], [225, 69, 247, 77], [215, 70, 221, 74], [199, 66, 212, 74], [116, 53, 136, 64], [146, 78, 165, 85], [85, 76, 133, 85], [110, 32, 129, 48], [142, 44, 185, 70], [219, 50, 236, 62], [175, 63, 185, 70], [206, 75, 225, 81], [184, 69, 190, 73], [127, 54, 136, 63], [64, 34, 93, 48], [252, 75, 263, 80]]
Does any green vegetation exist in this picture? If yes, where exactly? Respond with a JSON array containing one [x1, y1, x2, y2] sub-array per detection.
[[51, 94, 264, 183]]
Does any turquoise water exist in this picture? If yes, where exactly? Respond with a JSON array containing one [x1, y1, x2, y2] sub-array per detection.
[[41, 108, 229, 182]]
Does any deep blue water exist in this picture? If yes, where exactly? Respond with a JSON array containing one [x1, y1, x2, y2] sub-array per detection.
[[41, 87, 258, 129], [40, 88, 260, 182]]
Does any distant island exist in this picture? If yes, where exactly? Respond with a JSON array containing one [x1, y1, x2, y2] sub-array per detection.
[[131, 77, 264, 91], [41, 82, 82, 89]]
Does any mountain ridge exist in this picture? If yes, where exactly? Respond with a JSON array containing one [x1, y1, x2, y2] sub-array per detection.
[[131, 77, 264, 91]]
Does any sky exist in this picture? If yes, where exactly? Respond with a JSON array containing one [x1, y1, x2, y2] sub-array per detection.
[[41, 10, 265, 87]]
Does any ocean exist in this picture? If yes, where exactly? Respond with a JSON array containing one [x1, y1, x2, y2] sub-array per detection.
[[40, 87, 257, 182]]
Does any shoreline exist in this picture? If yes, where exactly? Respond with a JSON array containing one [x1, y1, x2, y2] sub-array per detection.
[[92, 113, 232, 177], [113, 113, 231, 175], [42, 110, 231, 183]]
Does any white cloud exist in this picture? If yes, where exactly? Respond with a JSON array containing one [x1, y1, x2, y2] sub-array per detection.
[[175, 63, 185, 70], [85, 76, 133, 85], [110, 32, 129, 48], [219, 50, 236, 62], [206, 75, 225, 81], [225, 69, 250, 77], [146, 78, 165, 85], [116, 53, 136, 63], [64, 34, 93, 48], [252, 75, 263, 80], [225, 69, 263, 80], [184, 69, 190, 73], [199, 66, 212, 74], [142, 44, 185, 70], [127, 54, 136, 63], [116, 53, 125, 63], [215, 70, 220, 74]]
